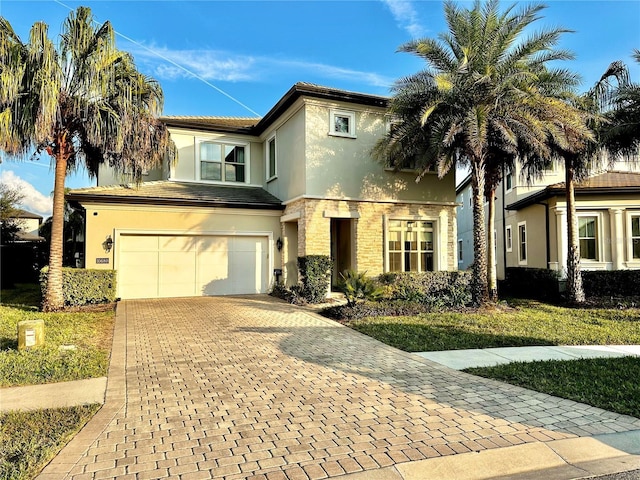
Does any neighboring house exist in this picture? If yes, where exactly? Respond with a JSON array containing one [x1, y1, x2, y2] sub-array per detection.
[[11, 210, 44, 242], [455, 175, 474, 271], [67, 82, 458, 300], [456, 159, 640, 280]]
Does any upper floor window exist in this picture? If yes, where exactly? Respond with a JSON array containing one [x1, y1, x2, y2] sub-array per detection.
[[199, 141, 246, 183], [632, 216, 640, 260], [518, 222, 527, 264], [329, 109, 356, 138], [579, 216, 598, 260], [387, 219, 435, 273], [266, 136, 276, 180], [505, 167, 513, 191]]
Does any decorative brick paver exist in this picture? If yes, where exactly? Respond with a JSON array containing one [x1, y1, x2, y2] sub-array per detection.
[[41, 296, 640, 480]]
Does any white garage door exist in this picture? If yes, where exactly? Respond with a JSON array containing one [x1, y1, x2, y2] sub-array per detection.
[[117, 234, 268, 299]]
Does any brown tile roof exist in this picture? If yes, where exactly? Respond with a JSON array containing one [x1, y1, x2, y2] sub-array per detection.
[[507, 171, 640, 210], [548, 171, 640, 189], [66, 181, 284, 210], [160, 82, 389, 135]]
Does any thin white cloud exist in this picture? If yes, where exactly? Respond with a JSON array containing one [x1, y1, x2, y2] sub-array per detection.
[[0, 170, 52, 218], [130, 44, 393, 89], [381, 0, 426, 38]]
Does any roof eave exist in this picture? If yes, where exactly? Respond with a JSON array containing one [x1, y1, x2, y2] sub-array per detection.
[[506, 186, 640, 210], [66, 193, 285, 211]]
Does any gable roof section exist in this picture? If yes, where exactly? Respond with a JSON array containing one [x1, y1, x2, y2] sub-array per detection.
[[506, 171, 640, 210], [12, 209, 43, 220], [66, 181, 284, 210], [161, 82, 389, 136]]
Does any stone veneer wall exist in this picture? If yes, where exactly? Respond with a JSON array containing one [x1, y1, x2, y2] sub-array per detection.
[[281, 198, 457, 276]]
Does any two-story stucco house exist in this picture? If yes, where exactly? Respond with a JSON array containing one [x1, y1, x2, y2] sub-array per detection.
[[456, 158, 640, 281], [67, 83, 457, 300]]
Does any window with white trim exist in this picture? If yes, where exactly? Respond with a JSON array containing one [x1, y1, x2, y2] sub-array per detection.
[[458, 239, 463, 262], [199, 141, 247, 183], [505, 225, 513, 252], [266, 135, 276, 180], [387, 220, 435, 272], [329, 109, 356, 138], [578, 216, 598, 260], [505, 167, 513, 192], [632, 216, 640, 260], [518, 222, 527, 263]]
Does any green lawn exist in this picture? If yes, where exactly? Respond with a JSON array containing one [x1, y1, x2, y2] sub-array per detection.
[[347, 300, 640, 352], [0, 405, 100, 480], [465, 357, 640, 418], [0, 286, 115, 387]]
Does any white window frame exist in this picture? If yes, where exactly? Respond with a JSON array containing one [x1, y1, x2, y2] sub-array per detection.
[[196, 138, 250, 184], [505, 167, 513, 192], [266, 134, 277, 181], [385, 218, 439, 273], [627, 212, 640, 263], [329, 109, 356, 138], [518, 221, 527, 265], [458, 239, 463, 263], [577, 212, 604, 263], [577, 214, 598, 261], [505, 225, 513, 252]]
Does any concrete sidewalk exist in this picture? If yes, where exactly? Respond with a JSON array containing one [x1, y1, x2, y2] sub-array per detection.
[[414, 345, 640, 370]]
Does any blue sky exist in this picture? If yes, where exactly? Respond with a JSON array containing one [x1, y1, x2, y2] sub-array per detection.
[[1, 0, 639, 218]]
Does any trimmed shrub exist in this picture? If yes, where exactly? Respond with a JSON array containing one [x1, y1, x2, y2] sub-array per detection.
[[322, 300, 430, 321], [502, 267, 561, 301], [582, 270, 640, 298], [40, 267, 117, 307], [297, 255, 332, 304], [377, 271, 472, 308], [338, 270, 384, 307]]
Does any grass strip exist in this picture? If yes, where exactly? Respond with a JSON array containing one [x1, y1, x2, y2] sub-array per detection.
[[464, 356, 640, 419], [0, 305, 114, 387], [348, 300, 640, 352], [0, 404, 101, 480]]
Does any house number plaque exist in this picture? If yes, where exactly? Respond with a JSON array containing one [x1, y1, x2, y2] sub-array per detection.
[[96, 258, 110, 264]]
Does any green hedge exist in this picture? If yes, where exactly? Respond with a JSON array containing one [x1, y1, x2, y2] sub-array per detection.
[[501, 267, 561, 301], [297, 255, 332, 304], [582, 270, 640, 297], [377, 271, 472, 308], [40, 267, 117, 307]]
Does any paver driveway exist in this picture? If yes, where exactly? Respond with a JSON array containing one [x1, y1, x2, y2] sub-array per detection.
[[42, 296, 640, 480]]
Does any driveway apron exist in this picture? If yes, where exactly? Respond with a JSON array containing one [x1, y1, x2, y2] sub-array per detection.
[[42, 296, 640, 480]]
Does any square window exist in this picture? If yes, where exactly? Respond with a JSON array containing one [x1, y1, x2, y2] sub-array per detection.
[[386, 219, 435, 273], [198, 141, 247, 183], [329, 109, 356, 138]]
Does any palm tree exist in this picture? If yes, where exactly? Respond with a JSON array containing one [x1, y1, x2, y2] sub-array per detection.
[[0, 7, 173, 311], [601, 50, 640, 157], [374, 0, 586, 306]]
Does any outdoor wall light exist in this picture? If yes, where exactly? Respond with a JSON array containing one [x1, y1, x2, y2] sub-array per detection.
[[276, 237, 283, 251], [103, 235, 114, 253]]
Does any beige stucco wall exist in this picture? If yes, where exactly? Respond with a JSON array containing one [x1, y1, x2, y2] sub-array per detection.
[[168, 128, 264, 186], [303, 102, 456, 204], [281, 198, 457, 278], [81, 202, 282, 271], [263, 104, 307, 201]]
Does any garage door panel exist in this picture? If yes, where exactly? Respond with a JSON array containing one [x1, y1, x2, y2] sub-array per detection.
[[121, 235, 158, 252], [118, 234, 268, 299]]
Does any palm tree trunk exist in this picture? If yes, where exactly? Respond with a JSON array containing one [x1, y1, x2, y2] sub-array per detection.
[[487, 185, 498, 302], [471, 161, 489, 306], [43, 141, 68, 311], [565, 164, 585, 304]]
